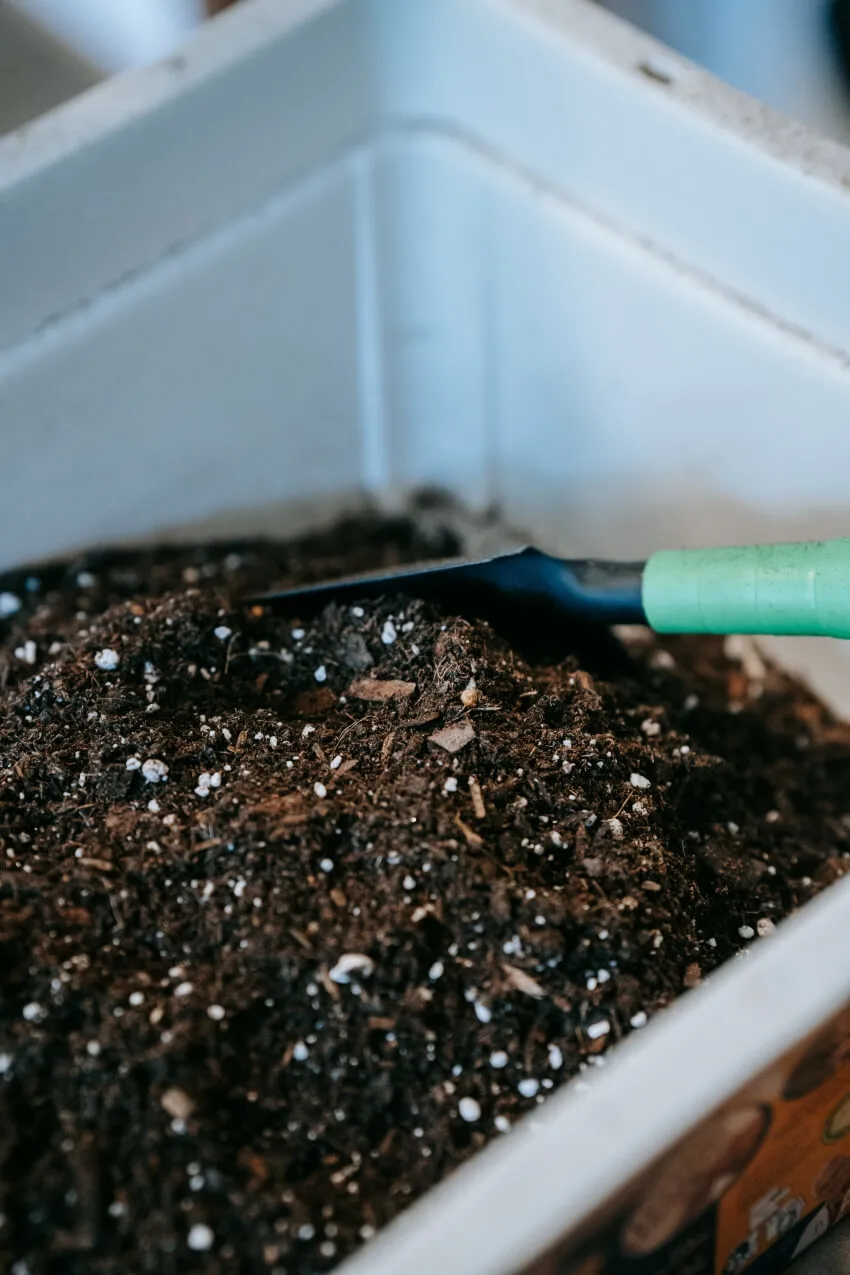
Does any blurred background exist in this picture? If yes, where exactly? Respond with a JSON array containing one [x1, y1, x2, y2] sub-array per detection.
[[0, 0, 229, 133], [5, 0, 850, 142], [606, 0, 850, 140]]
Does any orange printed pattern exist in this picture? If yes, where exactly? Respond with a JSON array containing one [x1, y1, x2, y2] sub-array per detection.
[[715, 1007, 850, 1272]]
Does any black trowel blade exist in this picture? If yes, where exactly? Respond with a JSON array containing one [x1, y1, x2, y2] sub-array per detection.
[[246, 547, 533, 615]]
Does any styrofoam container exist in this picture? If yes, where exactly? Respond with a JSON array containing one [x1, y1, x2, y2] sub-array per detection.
[[4, 0, 850, 1271]]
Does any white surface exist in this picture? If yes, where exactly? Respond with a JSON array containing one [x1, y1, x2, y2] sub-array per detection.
[[3, 1, 850, 1271]]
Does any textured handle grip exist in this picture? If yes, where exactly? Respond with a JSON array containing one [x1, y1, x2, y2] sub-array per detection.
[[642, 538, 850, 638]]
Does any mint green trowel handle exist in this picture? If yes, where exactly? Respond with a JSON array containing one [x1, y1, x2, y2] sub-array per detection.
[[642, 538, 850, 638]]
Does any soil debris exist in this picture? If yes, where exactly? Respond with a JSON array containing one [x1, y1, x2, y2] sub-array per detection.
[[0, 511, 849, 1273]]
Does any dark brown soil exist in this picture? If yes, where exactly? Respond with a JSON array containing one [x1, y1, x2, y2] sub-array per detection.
[[1, 512, 849, 1275]]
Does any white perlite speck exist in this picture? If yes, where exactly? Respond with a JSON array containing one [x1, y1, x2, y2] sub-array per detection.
[[443, 777, 458, 793], [641, 719, 661, 737], [129, 992, 144, 1006], [738, 925, 755, 940], [0, 592, 21, 618], [174, 982, 194, 997], [607, 817, 624, 840], [518, 1078, 539, 1098], [458, 1097, 481, 1123], [474, 1002, 492, 1024], [195, 772, 221, 797], [489, 1050, 509, 1069], [428, 961, 444, 981], [147, 799, 161, 813], [207, 1004, 225, 1021], [548, 1044, 564, 1069], [314, 782, 328, 799], [757, 917, 776, 938], [494, 1115, 511, 1133], [125, 757, 141, 771], [94, 648, 120, 671], [381, 619, 397, 645], [630, 773, 651, 789], [214, 626, 232, 642], [314, 665, 327, 683], [142, 758, 169, 783], [0, 1053, 12, 1073], [293, 1041, 309, 1062], [330, 755, 343, 770], [319, 859, 334, 873], [586, 1019, 611, 1040], [15, 641, 37, 665], [22, 1002, 45, 1022], [330, 953, 374, 984], [187, 1223, 214, 1252], [630, 1011, 648, 1029]]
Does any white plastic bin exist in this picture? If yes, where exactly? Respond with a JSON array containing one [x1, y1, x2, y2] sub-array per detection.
[[3, 1, 850, 1271]]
